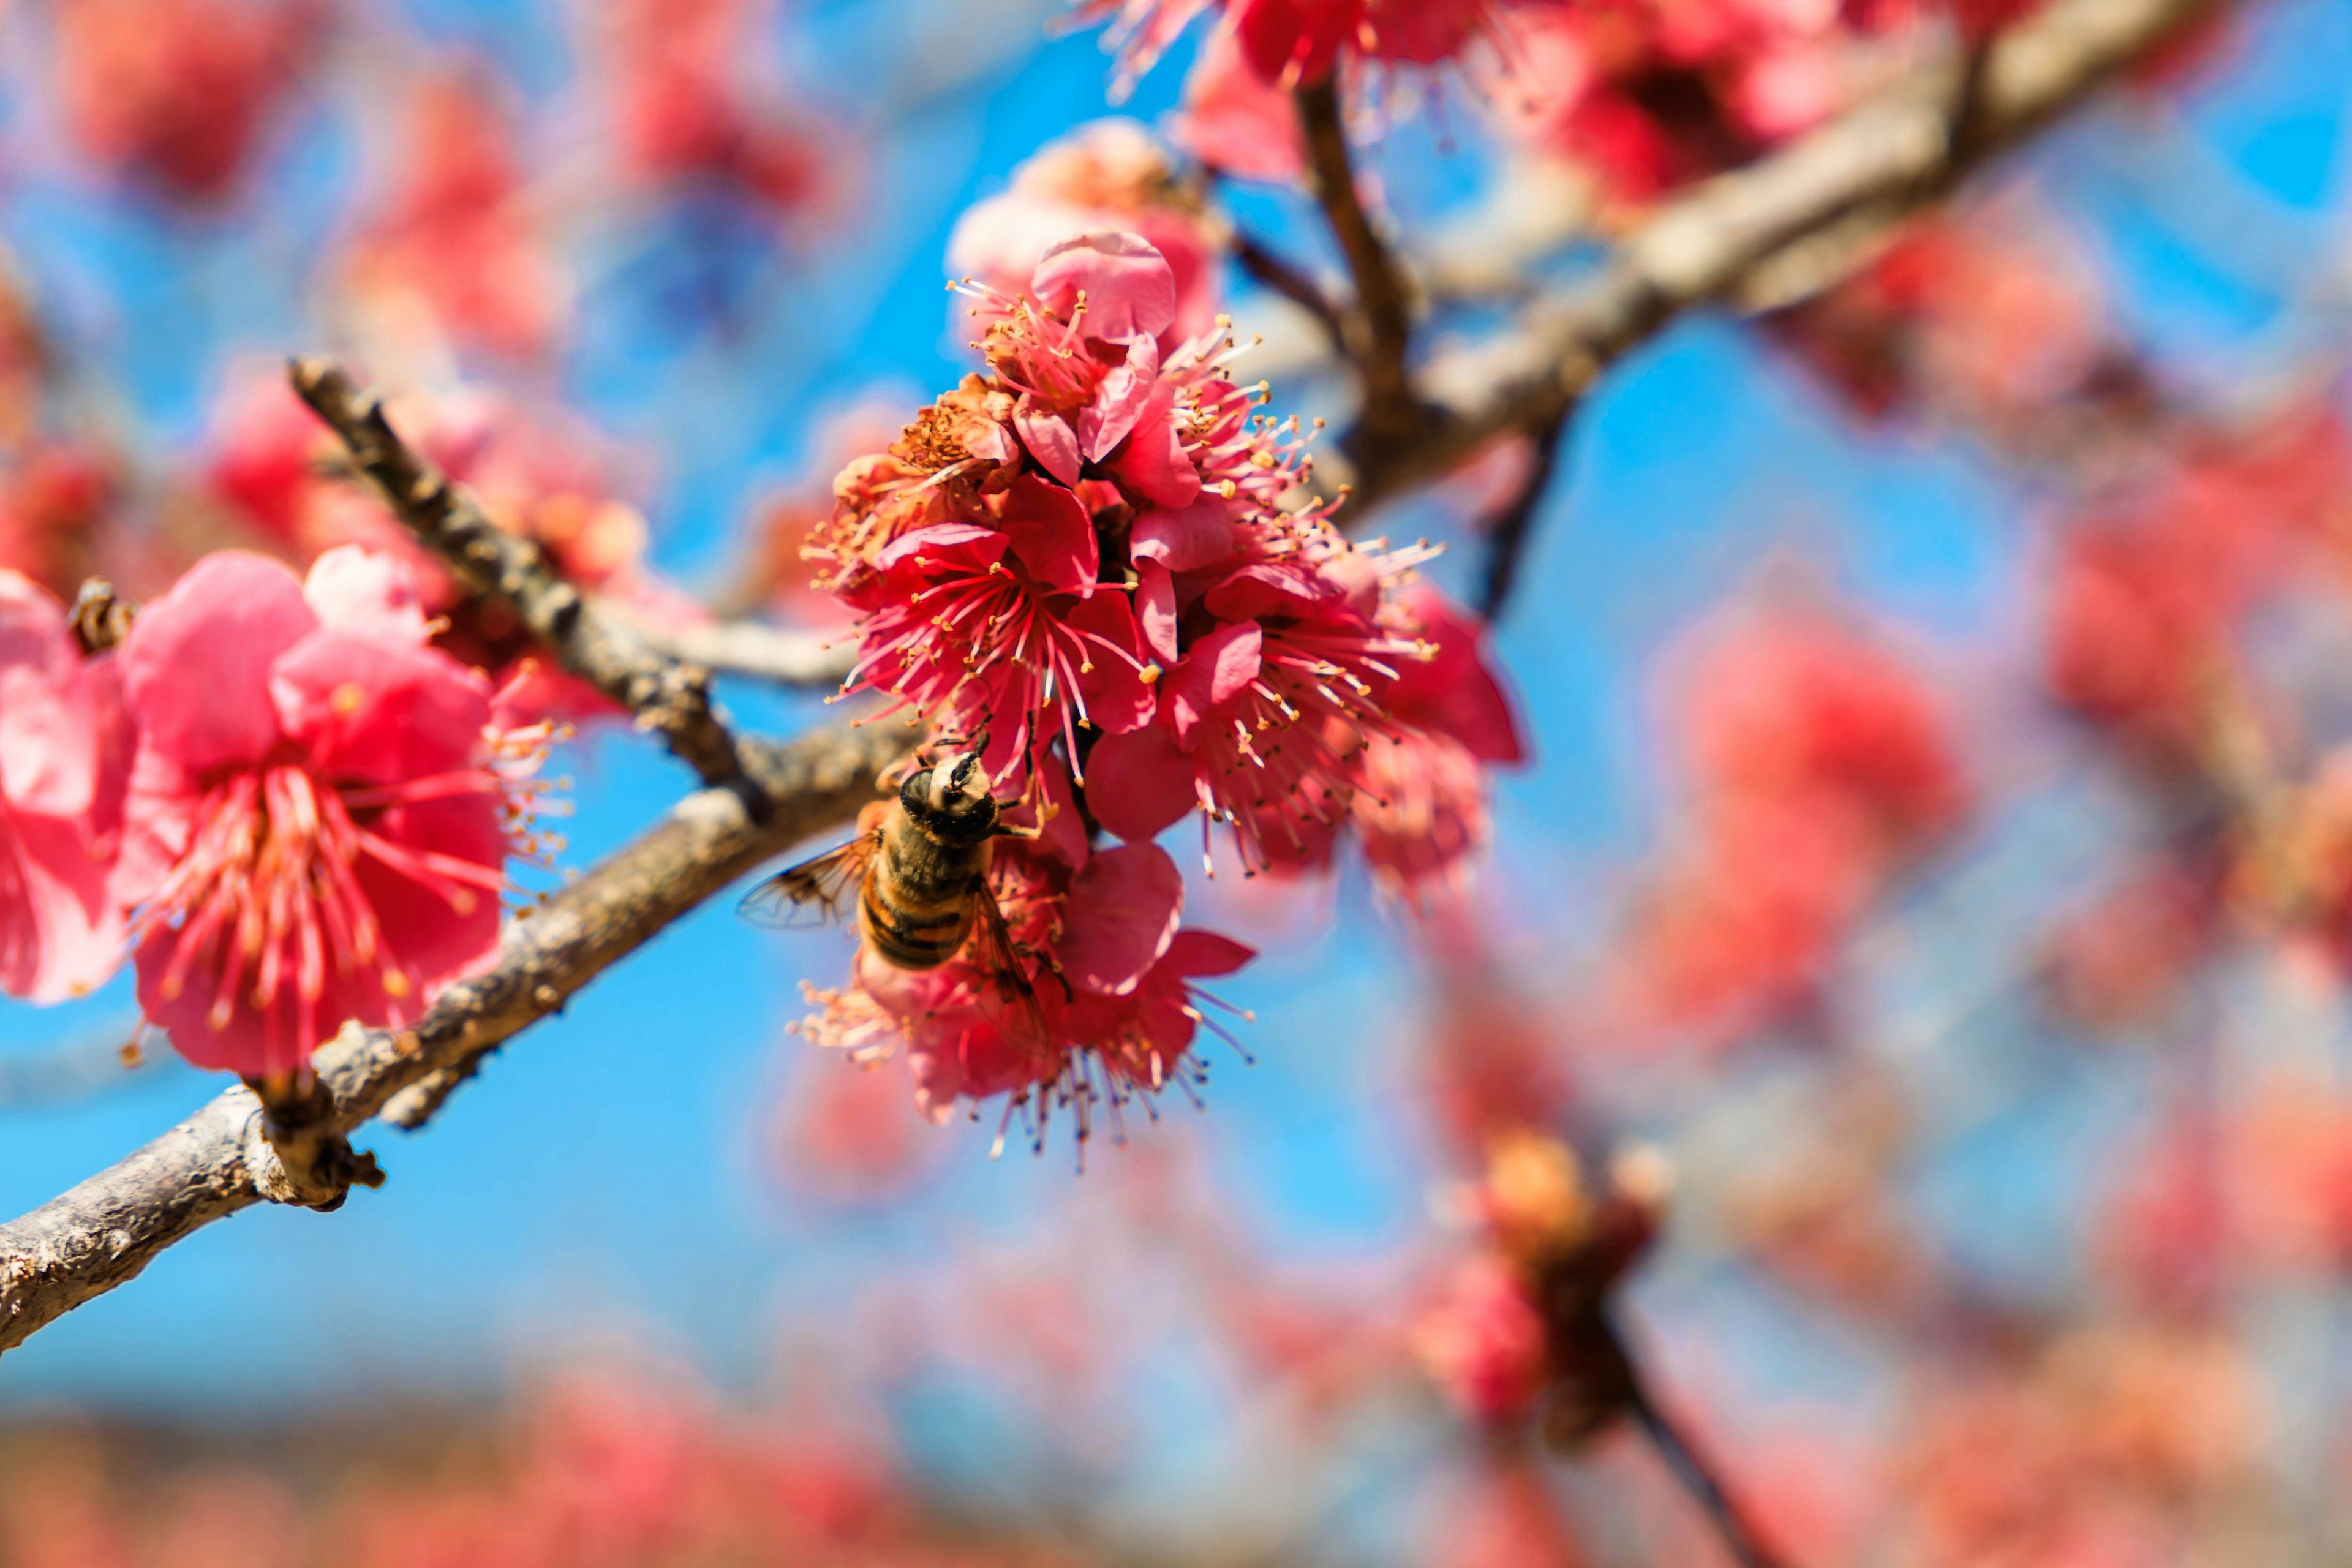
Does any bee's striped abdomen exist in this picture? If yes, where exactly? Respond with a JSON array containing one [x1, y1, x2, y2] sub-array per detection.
[[860, 880, 973, 969], [859, 826, 984, 970]]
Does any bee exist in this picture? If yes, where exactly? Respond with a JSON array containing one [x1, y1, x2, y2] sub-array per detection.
[[740, 750, 1047, 1039]]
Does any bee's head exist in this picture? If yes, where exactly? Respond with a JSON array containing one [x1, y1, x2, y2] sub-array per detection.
[[901, 749, 997, 841]]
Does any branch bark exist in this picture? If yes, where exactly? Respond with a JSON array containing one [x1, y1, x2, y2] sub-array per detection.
[[0, 718, 903, 1358], [1295, 76, 1423, 455], [290, 358, 755, 796], [1334, 0, 2233, 517]]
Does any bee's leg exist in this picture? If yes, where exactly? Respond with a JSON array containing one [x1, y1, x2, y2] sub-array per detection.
[[991, 821, 1047, 840]]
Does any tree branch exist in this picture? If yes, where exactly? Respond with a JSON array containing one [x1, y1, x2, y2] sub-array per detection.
[[1335, 0, 2233, 517], [0, 717, 903, 1358], [1295, 76, 1423, 453], [289, 358, 755, 796]]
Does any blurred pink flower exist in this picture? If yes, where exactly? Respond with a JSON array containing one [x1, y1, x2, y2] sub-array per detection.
[[950, 121, 1223, 345], [55, 0, 317, 200], [1414, 1255, 1551, 1422], [0, 570, 129, 1003], [342, 70, 568, 361]]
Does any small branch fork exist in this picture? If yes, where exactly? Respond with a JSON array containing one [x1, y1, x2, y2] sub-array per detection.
[[0, 0, 2250, 1360], [289, 359, 756, 797]]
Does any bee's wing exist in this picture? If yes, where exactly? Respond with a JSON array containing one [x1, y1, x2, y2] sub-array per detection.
[[971, 881, 1050, 1048], [737, 833, 880, 930]]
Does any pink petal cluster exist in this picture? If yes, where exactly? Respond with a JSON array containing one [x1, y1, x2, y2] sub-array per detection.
[[799, 230, 1525, 1127], [949, 121, 1223, 345], [340, 70, 569, 363], [802, 840, 1254, 1137], [55, 0, 318, 202], [113, 549, 532, 1078], [597, 0, 842, 221], [1611, 604, 1968, 1044], [0, 571, 128, 1003], [1081, 0, 1502, 96]]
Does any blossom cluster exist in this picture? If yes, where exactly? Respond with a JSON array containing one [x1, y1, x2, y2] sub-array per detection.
[[1609, 603, 1968, 1046], [0, 548, 542, 1081], [797, 230, 1524, 1136], [1414, 1130, 1665, 1436], [1076, 0, 2037, 207]]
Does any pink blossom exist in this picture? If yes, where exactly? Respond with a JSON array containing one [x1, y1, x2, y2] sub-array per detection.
[[1344, 588, 1526, 898], [949, 121, 1223, 345], [1169, 20, 1308, 182], [115, 549, 530, 1079], [55, 0, 317, 201], [1080, 0, 1503, 91], [1087, 549, 1431, 875], [801, 840, 1253, 1139], [341, 70, 568, 362], [834, 475, 1158, 788], [0, 571, 129, 1003]]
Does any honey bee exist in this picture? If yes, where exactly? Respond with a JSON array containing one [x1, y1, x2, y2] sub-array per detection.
[[740, 750, 1047, 1039]]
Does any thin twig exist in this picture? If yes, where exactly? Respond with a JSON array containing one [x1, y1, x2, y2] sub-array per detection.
[[289, 358, 755, 797], [1616, 1321, 1789, 1568], [0, 717, 904, 1357], [1477, 411, 1575, 623], [1295, 75, 1422, 451], [1334, 0, 2236, 518]]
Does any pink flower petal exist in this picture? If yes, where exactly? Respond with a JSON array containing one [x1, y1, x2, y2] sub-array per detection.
[[353, 789, 505, 985], [1057, 842, 1183, 995], [1163, 928, 1256, 978], [270, 631, 494, 785], [0, 571, 96, 818], [1001, 475, 1099, 597], [0, 811, 124, 1003], [1106, 382, 1202, 510], [1204, 560, 1333, 621], [1068, 594, 1156, 736], [302, 545, 434, 647], [1389, 584, 1528, 764], [1016, 401, 1083, 486], [876, 522, 1009, 573], [1131, 494, 1238, 573], [1075, 334, 1164, 462], [1166, 619, 1262, 744], [1136, 560, 1180, 665], [121, 551, 317, 774], [1032, 230, 1179, 345], [1085, 722, 1200, 842]]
